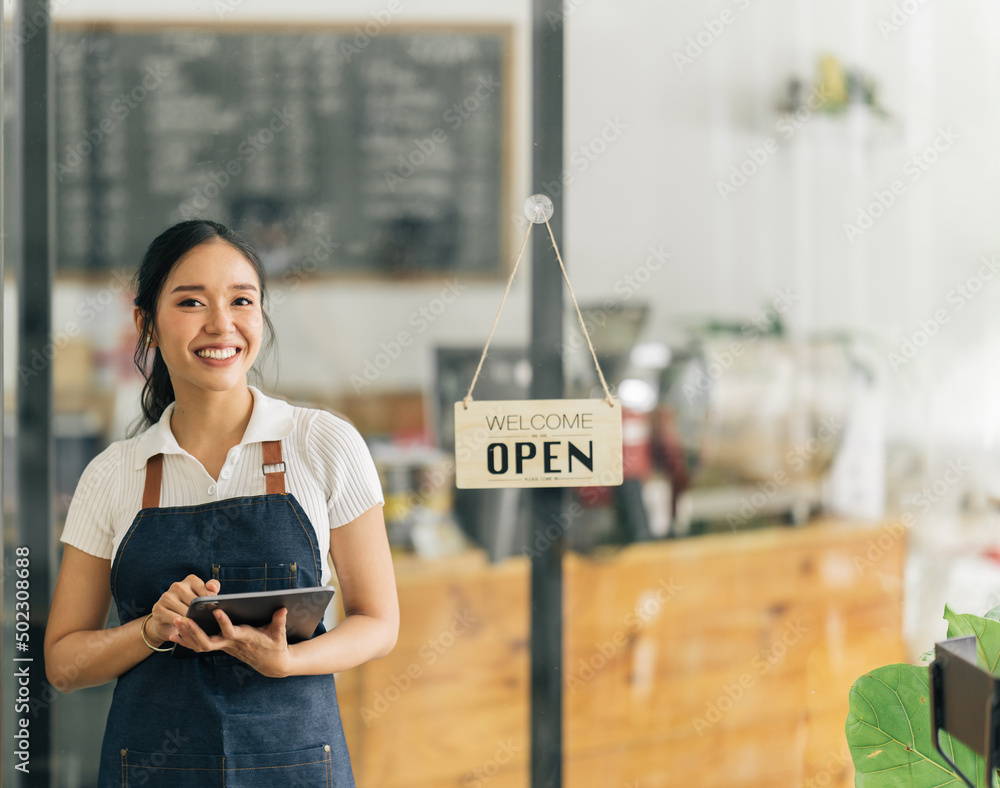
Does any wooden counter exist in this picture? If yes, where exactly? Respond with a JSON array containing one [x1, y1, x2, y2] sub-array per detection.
[[337, 519, 906, 787]]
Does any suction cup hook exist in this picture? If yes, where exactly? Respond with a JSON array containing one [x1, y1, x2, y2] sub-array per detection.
[[523, 194, 554, 224]]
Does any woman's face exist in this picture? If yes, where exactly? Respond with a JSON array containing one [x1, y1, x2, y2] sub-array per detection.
[[143, 240, 264, 399]]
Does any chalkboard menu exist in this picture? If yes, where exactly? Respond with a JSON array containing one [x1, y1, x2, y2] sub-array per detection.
[[53, 25, 511, 277]]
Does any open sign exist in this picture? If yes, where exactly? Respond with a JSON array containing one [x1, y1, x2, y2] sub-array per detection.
[[454, 398, 623, 489]]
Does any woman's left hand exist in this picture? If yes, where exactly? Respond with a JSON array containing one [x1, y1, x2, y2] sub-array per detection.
[[170, 608, 293, 678]]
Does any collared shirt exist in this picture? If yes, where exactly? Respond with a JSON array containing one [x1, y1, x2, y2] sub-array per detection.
[[61, 387, 384, 585]]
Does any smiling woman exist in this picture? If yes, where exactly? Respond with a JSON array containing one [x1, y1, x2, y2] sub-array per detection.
[[42, 220, 398, 788], [129, 221, 275, 433], [148, 256, 261, 427]]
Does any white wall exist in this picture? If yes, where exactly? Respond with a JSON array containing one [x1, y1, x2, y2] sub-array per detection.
[[565, 0, 1000, 452]]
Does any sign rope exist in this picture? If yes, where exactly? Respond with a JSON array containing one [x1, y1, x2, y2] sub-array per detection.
[[463, 203, 615, 409]]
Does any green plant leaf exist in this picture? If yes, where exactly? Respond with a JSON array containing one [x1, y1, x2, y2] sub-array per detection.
[[847, 663, 987, 786], [945, 604, 1000, 674], [847, 606, 1000, 787]]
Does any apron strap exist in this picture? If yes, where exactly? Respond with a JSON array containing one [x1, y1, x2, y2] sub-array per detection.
[[141, 442, 286, 508], [142, 454, 163, 510], [262, 440, 286, 495]]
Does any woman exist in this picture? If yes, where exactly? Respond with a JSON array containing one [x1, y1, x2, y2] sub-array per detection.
[[44, 220, 398, 787]]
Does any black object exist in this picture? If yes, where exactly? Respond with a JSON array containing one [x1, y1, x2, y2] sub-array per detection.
[[14, 1, 57, 785], [530, 1, 565, 785], [434, 347, 533, 561], [930, 636, 1000, 786], [184, 587, 335, 643], [617, 477, 653, 543]]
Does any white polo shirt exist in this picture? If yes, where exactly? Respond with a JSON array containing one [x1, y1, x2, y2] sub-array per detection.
[[60, 386, 384, 585]]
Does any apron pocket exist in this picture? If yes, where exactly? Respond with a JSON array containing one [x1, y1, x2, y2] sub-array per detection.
[[225, 744, 338, 788], [121, 749, 223, 787], [215, 562, 298, 593]]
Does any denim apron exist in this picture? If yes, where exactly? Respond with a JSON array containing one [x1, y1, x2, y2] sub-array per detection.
[[97, 440, 355, 787]]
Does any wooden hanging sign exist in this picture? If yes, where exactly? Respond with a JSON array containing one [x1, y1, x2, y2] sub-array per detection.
[[454, 398, 623, 489], [455, 196, 624, 489]]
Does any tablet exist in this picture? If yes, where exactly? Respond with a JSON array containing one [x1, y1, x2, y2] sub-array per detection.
[[184, 587, 335, 643]]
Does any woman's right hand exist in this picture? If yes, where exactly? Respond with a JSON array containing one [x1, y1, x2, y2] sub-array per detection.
[[146, 575, 221, 645]]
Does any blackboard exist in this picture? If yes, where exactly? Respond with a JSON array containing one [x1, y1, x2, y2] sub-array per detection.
[[53, 24, 512, 277]]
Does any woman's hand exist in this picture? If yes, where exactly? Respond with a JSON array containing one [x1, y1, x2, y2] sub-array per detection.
[[171, 607, 292, 678], [147, 574, 292, 676], [145, 575, 221, 647]]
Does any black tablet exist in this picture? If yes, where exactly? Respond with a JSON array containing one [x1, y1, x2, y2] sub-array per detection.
[[184, 587, 335, 643]]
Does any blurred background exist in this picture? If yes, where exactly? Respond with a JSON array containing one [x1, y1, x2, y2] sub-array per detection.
[[5, 0, 1000, 785]]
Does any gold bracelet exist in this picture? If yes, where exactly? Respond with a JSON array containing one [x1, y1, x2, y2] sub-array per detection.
[[140, 613, 172, 652]]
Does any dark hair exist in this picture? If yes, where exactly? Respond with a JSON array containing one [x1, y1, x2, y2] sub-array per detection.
[[130, 219, 276, 433]]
